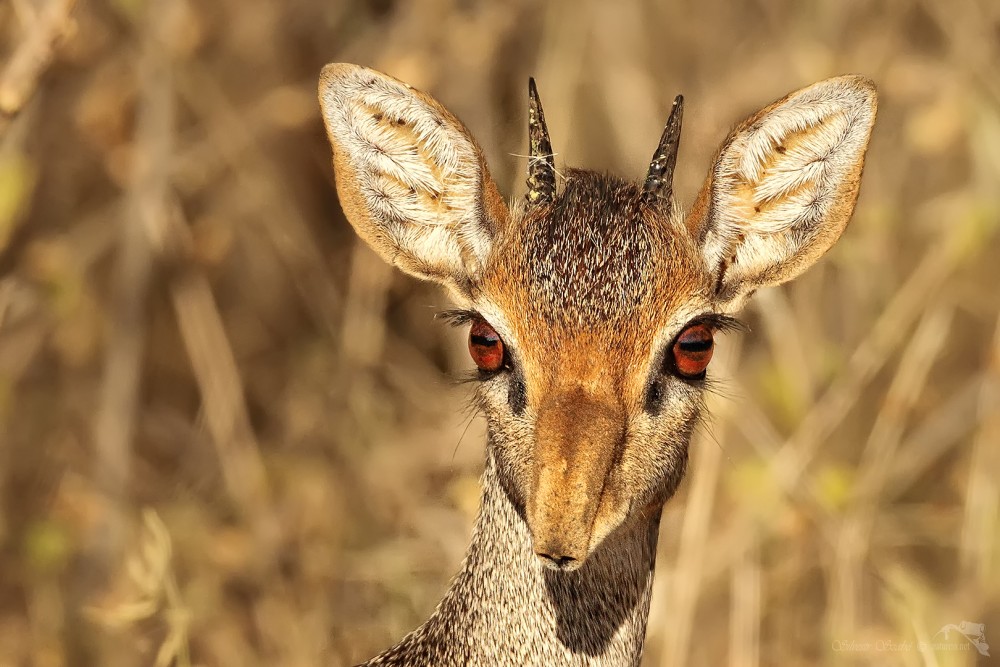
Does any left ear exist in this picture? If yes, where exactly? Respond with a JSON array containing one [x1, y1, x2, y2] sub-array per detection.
[[689, 75, 877, 311]]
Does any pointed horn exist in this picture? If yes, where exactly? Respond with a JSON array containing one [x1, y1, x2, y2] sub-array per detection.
[[526, 77, 556, 206], [642, 94, 684, 207]]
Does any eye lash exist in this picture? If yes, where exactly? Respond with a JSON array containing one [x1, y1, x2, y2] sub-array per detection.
[[690, 313, 748, 334], [438, 308, 480, 327]]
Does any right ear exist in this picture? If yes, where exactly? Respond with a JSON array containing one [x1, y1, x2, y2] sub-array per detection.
[[687, 75, 877, 311], [319, 63, 508, 297]]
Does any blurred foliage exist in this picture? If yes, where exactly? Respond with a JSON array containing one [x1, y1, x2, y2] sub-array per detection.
[[0, 153, 35, 245], [0, 0, 999, 666]]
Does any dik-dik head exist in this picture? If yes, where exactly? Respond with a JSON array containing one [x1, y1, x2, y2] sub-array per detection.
[[319, 64, 876, 571]]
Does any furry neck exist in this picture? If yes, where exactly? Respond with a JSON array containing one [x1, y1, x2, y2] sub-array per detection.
[[362, 448, 661, 666]]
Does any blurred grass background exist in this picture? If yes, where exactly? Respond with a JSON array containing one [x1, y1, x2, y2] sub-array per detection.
[[1, 0, 999, 665]]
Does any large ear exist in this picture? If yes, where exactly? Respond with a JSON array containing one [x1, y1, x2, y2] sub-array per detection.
[[689, 75, 877, 311], [318, 63, 508, 297]]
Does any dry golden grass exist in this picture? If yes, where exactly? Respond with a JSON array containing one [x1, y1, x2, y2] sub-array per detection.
[[0, 0, 998, 665]]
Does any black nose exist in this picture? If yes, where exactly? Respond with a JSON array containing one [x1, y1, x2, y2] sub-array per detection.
[[536, 551, 578, 571]]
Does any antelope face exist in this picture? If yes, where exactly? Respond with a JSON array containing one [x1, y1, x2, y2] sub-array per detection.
[[471, 173, 720, 569], [320, 64, 876, 571]]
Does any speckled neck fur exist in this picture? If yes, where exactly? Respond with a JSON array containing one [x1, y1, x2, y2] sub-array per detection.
[[361, 444, 661, 666]]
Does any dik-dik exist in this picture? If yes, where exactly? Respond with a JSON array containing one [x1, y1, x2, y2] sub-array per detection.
[[319, 64, 876, 666]]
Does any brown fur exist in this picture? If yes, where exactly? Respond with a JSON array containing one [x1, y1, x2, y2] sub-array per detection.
[[478, 172, 709, 565], [319, 64, 877, 665]]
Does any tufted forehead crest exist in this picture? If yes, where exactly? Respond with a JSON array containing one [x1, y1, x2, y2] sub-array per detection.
[[512, 170, 695, 328]]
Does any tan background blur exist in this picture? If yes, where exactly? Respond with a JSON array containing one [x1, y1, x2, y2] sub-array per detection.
[[1, 0, 998, 665]]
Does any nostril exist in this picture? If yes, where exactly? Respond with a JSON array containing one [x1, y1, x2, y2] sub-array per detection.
[[536, 551, 578, 570]]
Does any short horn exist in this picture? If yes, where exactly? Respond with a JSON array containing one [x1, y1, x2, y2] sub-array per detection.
[[642, 94, 684, 207], [526, 77, 556, 206]]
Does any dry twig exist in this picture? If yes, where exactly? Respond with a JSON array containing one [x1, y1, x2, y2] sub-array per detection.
[[959, 313, 1000, 580], [827, 303, 953, 638], [0, 0, 76, 138]]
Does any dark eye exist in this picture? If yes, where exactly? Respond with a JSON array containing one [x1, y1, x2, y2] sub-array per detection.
[[672, 323, 714, 378], [469, 318, 505, 373]]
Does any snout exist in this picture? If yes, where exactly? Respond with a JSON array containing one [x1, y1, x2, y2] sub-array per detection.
[[527, 387, 625, 570]]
